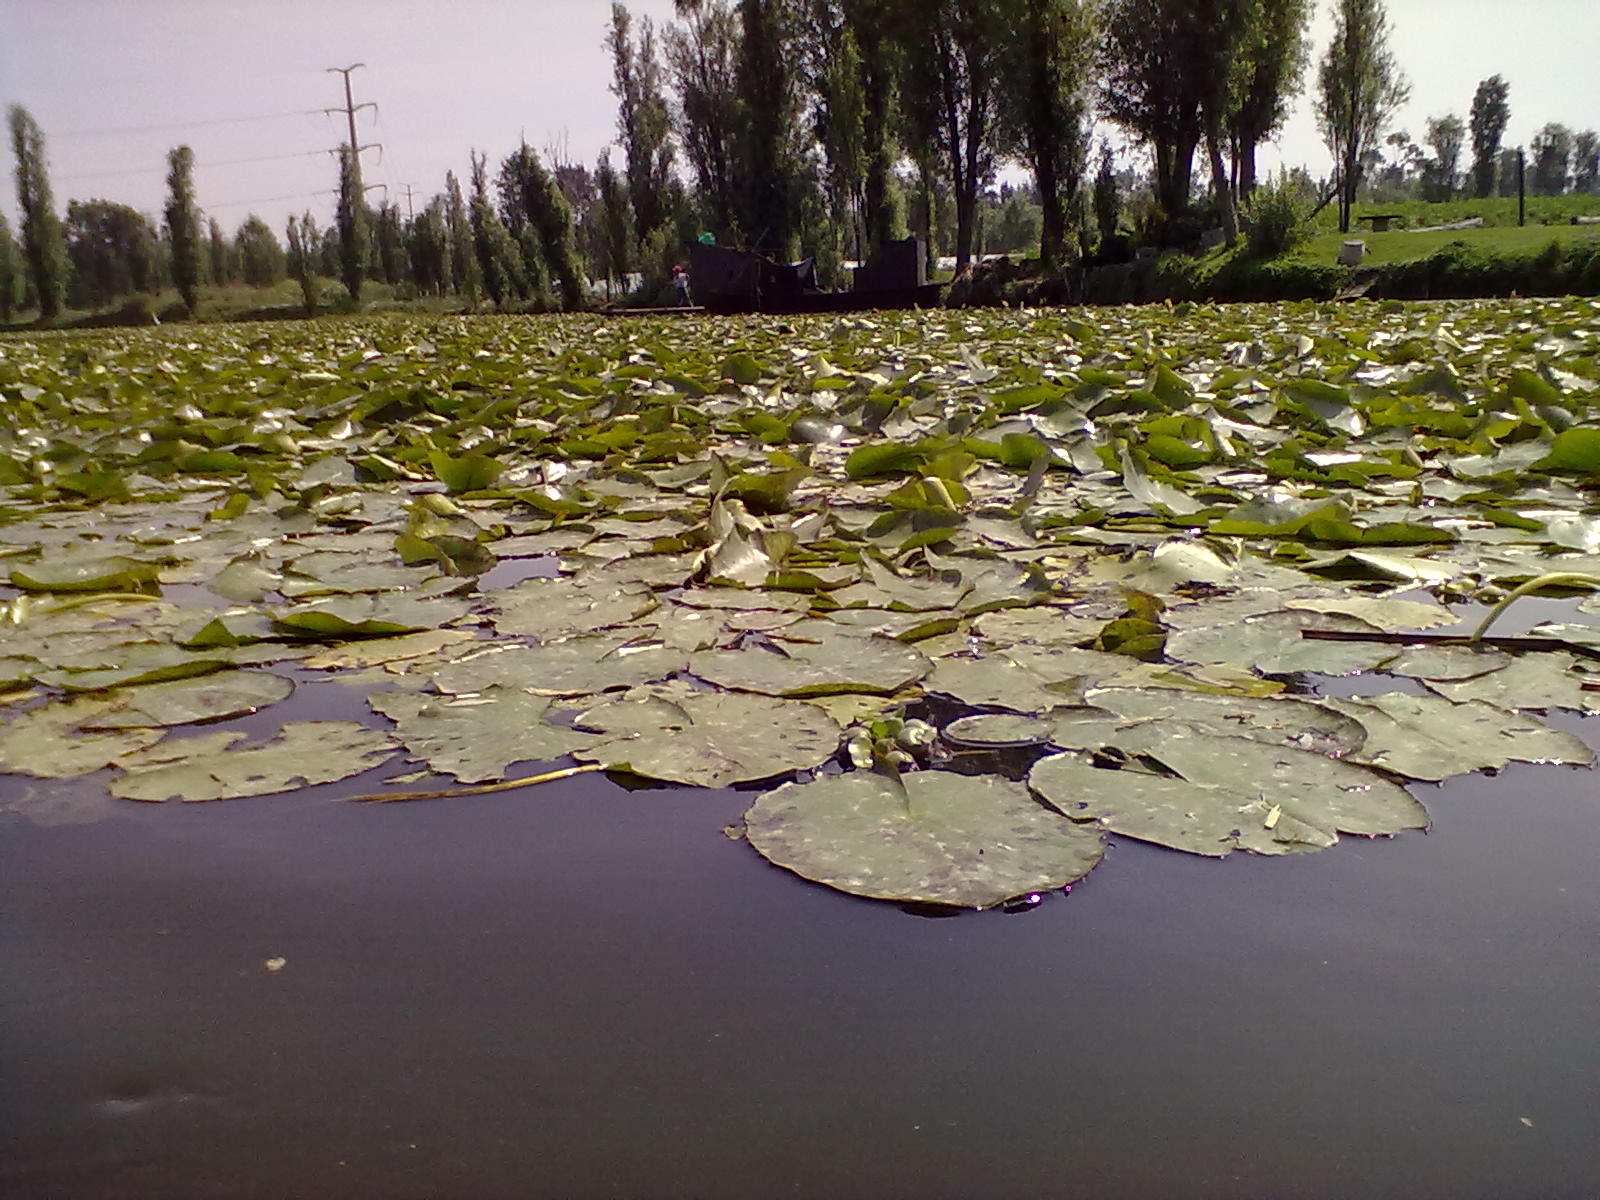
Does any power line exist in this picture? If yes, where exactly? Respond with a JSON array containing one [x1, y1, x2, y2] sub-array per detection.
[[58, 149, 331, 183], [53, 111, 320, 139], [205, 188, 337, 212]]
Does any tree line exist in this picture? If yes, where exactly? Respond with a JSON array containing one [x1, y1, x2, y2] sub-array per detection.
[[6, 0, 1599, 322]]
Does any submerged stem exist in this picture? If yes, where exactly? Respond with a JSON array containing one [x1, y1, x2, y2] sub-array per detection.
[[1470, 572, 1600, 642], [347, 762, 606, 803]]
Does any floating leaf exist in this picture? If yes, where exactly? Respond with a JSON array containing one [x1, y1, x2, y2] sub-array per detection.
[[78, 671, 294, 728], [111, 721, 395, 802], [745, 770, 1104, 908], [10, 556, 161, 593], [690, 626, 930, 697], [0, 695, 166, 777], [1324, 693, 1592, 780], [369, 688, 600, 782], [430, 634, 688, 697], [574, 687, 840, 786]]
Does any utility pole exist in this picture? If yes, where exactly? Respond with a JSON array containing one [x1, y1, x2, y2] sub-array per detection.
[[399, 183, 419, 221], [325, 64, 375, 160]]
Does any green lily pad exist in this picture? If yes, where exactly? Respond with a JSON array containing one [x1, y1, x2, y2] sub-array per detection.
[[78, 671, 294, 728], [574, 687, 840, 787], [429, 634, 689, 697], [110, 721, 396, 802], [0, 695, 167, 777], [744, 770, 1105, 908], [274, 594, 470, 640], [942, 713, 1055, 748], [1422, 654, 1593, 713], [1086, 687, 1368, 756], [1325, 693, 1593, 780], [490, 577, 659, 639], [10, 555, 161, 593], [690, 627, 930, 697], [369, 688, 601, 782], [1029, 728, 1426, 859]]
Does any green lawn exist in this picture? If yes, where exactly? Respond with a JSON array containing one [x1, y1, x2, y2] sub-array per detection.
[[1297, 222, 1600, 267]]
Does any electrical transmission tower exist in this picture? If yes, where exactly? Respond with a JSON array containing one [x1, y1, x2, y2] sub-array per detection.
[[324, 63, 385, 201]]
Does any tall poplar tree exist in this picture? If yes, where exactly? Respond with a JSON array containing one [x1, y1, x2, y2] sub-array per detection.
[[501, 142, 587, 311], [286, 212, 320, 315], [336, 146, 370, 302], [1000, 0, 1096, 267], [1315, 0, 1409, 233], [164, 145, 201, 314], [665, 0, 742, 236], [1467, 75, 1510, 199], [608, 3, 677, 248], [7, 104, 67, 320], [1228, 0, 1312, 199], [0, 213, 20, 323]]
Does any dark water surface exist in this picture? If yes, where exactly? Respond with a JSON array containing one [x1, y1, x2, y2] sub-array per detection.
[[3, 675, 1598, 1199]]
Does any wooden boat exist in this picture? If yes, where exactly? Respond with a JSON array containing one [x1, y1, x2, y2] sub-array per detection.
[[689, 240, 943, 316]]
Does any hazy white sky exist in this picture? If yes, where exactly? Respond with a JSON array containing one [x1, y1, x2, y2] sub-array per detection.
[[2, 0, 1596, 237]]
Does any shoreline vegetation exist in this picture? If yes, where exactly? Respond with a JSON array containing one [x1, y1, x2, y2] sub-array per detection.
[[3, 210, 1598, 332]]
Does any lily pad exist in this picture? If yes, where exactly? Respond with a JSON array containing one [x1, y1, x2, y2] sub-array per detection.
[[744, 770, 1105, 908], [78, 671, 295, 728], [110, 721, 396, 802], [574, 687, 840, 787], [0, 695, 167, 777], [690, 627, 930, 697], [1029, 729, 1426, 858], [1086, 687, 1368, 756], [1324, 693, 1593, 780], [429, 634, 689, 697], [1422, 654, 1593, 713], [369, 688, 600, 782], [9, 555, 161, 593]]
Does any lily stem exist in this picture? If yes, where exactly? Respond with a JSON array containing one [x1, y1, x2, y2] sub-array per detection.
[[347, 762, 606, 803], [1470, 572, 1600, 642]]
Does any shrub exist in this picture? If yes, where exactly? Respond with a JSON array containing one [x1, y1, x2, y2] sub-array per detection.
[[1242, 176, 1309, 258]]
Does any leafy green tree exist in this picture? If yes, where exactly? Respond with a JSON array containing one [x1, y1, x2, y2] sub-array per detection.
[[207, 217, 231, 285], [63, 200, 159, 308], [1421, 113, 1464, 201], [374, 202, 411, 287], [234, 215, 285, 286], [1467, 75, 1510, 199], [665, 0, 743, 236], [285, 212, 320, 315], [336, 146, 369, 302], [0, 213, 20, 322], [469, 150, 526, 310], [1092, 141, 1120, 247], [1495, 146, 1519, 198], [445, 170, 479, 299], [1228, 0, 1312, 200], [1574, 130, 1599, 195], [608, 3, 677, 248], [500, 142, 588, 310], [593, 150, 634, 293], [7, 104, 67, 320], [808, 14, 869, 260], [1531, 123, 1573, 195], [164, 145, 201, 314], [999, 0, 1096, 266], [897, 0, 1007, 268], [409, 198, 452, 297], [1315, 0, 1409, 232], [1099, 0, 1206, 220], [735, 0, 804, 257]]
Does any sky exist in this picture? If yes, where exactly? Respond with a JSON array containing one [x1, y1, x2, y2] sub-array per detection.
[[2, 0, 1597, 238]]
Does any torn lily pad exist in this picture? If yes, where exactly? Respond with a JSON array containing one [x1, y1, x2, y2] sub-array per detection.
[[111, 721, 396, 802], [744, 770, 1104, 908], [0, 695, 167, 777], [574, 687, 840, 787], [690, 626, 930, 697], [429, 634, 688, 697], [1327, 692, 1592, 780], [369, 688, 600, 783]]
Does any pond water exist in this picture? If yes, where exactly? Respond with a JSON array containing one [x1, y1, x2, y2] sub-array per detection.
[[3, 685, 1597, 1199]]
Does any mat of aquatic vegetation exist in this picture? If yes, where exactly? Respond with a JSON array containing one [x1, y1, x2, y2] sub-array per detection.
[[2, 298, 1598, 909]]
